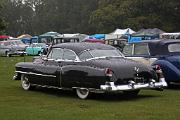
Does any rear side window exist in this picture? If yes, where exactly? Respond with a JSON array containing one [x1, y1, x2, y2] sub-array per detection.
[[168, 43, 180, 52], [134, 43, 149, 55], [79, 51, 93, 61], [123, 44, 133, 55], [63, 49, 77, 61]]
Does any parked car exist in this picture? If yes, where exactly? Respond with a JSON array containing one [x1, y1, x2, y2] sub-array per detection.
[[0, 40, 27, 57], [8, 38, 28, 48], [13, 43, 167, 99], [105, 39, 127, 52], [25, 43, 47, 55], [53, 36, 80, 44], [122, 39, 180, 85]]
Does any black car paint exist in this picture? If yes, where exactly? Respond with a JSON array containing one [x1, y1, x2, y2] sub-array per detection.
[[15, 43, 159, 91]]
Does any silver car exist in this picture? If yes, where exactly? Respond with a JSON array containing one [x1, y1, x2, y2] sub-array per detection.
[[0, 40, 27, 57]]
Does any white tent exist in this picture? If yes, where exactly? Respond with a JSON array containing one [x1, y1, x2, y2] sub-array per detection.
[[111, 28, 135, 35], [55, 33, 88, 42], [160, 32, 180, 39]]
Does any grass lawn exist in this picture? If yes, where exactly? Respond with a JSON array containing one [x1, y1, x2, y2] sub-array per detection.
[[0, 56, 180, 120]]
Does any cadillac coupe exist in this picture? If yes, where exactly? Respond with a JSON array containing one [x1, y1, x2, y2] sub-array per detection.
[[13, 43, 167, 99]]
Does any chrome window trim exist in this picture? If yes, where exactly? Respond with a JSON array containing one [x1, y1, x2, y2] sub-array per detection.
[[47, 47, 63, 60], [62, 48, 81, 62], [15, 71, 56, 78], [47, 47, 81, 62], [78, 49, 93, 61], [79, 49, 124, 61]]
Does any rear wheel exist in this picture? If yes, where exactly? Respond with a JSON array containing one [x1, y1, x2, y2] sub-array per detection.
[[6, 51, 11, 57], [21, 74, 33, 90], [76, 88, 89, 99], [123, 90, 140, 97]]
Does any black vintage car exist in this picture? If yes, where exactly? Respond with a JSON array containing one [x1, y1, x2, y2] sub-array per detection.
[[13, 43, 167, 99]]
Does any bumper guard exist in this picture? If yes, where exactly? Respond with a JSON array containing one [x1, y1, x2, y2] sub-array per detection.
[[100, 78, 167, 91]]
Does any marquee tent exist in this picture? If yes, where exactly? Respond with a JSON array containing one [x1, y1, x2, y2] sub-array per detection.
[[129, 28, 165, 42], [111, 28, 135, 35], [132, 28, 165, 37], [17, 34, 32, 39], [0, 35, 10, 41]]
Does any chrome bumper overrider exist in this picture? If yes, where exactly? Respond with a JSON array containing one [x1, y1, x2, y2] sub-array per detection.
[[100, 78, 167, 91]]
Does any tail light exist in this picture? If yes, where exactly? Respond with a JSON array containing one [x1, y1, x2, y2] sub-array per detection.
[[154, 64, 162, 74], [155, 64, 161, 71], [154, 64, 164, 80], [105, 68, 113, 77]]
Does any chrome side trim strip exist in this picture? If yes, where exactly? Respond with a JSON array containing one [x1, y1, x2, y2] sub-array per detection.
[[15, 71, 56, 78], [31, 84, 72, 91]]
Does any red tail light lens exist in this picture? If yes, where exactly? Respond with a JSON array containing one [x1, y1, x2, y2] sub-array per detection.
[[105, 68, 113, 77], [154, 64, 163, 74], [155, 64, 161, 70]]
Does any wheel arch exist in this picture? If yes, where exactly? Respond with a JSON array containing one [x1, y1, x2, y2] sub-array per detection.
[[152, 60, 180, 81]]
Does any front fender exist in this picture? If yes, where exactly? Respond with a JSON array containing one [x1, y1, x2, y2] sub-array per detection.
[[152, 60, 180, 82]]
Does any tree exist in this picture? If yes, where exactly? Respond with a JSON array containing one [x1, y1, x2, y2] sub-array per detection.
[[90, 0, 180, 32], [2, 0, 34, 36], [0, 1, 6, 35]]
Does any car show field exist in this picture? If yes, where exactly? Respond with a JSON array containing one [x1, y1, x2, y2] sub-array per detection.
[[0, 56, 180, 120]]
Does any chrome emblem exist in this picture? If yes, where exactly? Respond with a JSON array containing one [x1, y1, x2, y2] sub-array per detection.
[[134, 67, 139, 76]]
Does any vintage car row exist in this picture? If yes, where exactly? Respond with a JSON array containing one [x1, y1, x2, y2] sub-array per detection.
[[0, 40, 27, 57], [13, 43, 167, 99], [123, 39, 180, 86]]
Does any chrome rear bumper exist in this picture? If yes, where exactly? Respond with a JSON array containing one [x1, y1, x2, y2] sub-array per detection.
[[100, 78, 167, 91]]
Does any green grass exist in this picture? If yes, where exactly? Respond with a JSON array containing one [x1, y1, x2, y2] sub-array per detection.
[[0, 56, 180, 120]]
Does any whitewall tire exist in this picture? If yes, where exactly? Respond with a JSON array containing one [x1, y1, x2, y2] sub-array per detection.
[[76, 88, 89, 99], [21, 74, 32, 90]]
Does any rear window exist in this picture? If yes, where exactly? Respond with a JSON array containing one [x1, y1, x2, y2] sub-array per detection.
[[134, 43, 149, 55], [123, 44, 133, 55], [168, 43, 180, 52]]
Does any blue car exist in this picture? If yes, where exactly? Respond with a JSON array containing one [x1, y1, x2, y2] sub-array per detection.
[[123, 39, 180, 86], [26, 43, 47, 55]]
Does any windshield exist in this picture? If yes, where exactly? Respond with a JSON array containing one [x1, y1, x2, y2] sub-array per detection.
[[90, 49, 123, 58]]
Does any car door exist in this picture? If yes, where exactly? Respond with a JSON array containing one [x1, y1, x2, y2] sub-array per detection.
[[26, 44, 33, 55], [32, 48, 63, 87], [33, 45, 41, 55], [60, 49, 84, 88]]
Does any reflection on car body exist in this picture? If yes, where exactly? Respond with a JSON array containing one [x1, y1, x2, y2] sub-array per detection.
[[14, 43, 167, 99]]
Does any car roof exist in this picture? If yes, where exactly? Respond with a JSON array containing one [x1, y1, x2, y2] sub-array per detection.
[[53, 42, 116, 54], [128, 39, 180, 44]]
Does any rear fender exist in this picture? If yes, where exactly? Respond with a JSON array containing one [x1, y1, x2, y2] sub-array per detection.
[[152, 60, 180, 81]]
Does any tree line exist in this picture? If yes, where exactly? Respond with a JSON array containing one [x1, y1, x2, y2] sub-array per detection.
[[0, 0, 180, 37]]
